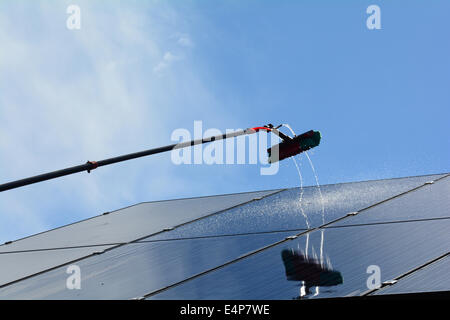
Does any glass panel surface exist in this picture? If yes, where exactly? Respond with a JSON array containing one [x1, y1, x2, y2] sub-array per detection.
[[0, 189, 279, 253], [145, 174, 445, 241], [0, 231, 295, 299], [0, 189, 278, 289], [149, 219, 450, 300], [374, 255, 450, 295], [333, 175, 450, 227], [0, 245, 111, 287]]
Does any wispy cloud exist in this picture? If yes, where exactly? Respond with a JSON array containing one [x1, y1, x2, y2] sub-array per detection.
[[153, 33, 194, 74], [0, 1, 227, 242], [177, 33, 194, 48], [153, 51, 182, 73]]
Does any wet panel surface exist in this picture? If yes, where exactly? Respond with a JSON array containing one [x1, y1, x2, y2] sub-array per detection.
[[333, 175, 450, 227], [145, 174, 445, 241]]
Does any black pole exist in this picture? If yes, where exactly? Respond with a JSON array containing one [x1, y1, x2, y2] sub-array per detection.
[[0, 127, 267, 193]]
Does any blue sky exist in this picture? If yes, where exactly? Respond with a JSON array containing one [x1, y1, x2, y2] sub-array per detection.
[[0, 0, 449, 243]]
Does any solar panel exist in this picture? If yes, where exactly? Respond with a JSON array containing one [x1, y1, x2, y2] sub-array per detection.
[[332, 175, 450, 227], [0, 173, 447, 299], [145, 174, 445, 241], [0, 189, 279, 288], [373, 254, 450, 295], [148, 219, 450, 299], [0, 231, 295, 299], [0, 245, 111, 289]]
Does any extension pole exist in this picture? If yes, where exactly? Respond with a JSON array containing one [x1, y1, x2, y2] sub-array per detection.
[[0, 126, 274, 193]]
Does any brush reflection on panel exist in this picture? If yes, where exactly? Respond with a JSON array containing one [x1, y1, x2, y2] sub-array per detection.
[[281, 231, 343, 299]]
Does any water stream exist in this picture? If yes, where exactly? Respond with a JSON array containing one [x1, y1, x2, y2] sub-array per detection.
[[291, 155, 310, 256], [281, 124, 327, 296]]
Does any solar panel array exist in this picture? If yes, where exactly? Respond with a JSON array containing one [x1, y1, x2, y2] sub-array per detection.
[[0, 173, 448, 299]]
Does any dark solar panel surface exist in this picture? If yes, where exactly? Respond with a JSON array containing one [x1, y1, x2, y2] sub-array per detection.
[[0, 189, 279, 287], [0, 173, 448, 299], [332, 175, 450, 227], [373, 254, 450, 295], [145, 174, 445, 241], [148, 219, 450, 299], [0, 231, 296, 299]]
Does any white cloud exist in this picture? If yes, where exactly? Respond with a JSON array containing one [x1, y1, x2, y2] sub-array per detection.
[[177, 34, 194, 47], [163, 51, 180, 62], [153, 33, 194, 74], [153, 51, 182, 73], [0, 1, 230, 242]]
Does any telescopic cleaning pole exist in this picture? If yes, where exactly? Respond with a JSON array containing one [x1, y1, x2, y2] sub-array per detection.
[[0, 124, 321, 193], [0, 125, 274, 193]]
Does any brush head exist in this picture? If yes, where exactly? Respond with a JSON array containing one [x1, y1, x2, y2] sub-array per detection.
[[281, 249, 343, 286], [267, 130, 321, 163]]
